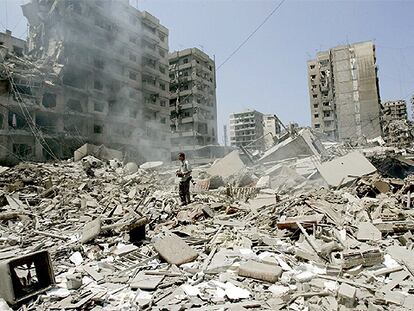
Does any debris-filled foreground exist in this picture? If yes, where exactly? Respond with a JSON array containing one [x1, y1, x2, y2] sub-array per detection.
[[1, 146, 414, 310]]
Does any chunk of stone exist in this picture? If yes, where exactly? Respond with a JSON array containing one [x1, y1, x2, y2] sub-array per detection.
[[81, 217, 101, 244], [338, 283, 356, 307], [238, 260, 282, 283], [154, 234, 198, 265], [356, 222, 381, 241]]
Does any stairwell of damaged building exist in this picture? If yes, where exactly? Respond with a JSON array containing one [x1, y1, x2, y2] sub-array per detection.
[[0, 0, 171, 165]]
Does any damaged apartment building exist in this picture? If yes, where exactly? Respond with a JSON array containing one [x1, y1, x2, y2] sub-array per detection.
[[0, 0, 170, 164], [169, 48, 218, 158], [308, 41, 382, 142], [381, 100, 412, 146], [229, 109, 282, 151]]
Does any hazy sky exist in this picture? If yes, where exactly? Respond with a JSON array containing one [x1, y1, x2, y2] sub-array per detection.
[[1, 0, 414, 144]]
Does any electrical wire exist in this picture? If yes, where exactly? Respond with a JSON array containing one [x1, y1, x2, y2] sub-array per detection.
[[217, 0, 286, 71]]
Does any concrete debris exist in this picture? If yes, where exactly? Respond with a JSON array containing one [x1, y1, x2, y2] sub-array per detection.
[[0, 141, 414, 310], [207, 150, 245, 179], [317, 151, 377, 187], [154, 234, 198, 265], [74, 143, 123, 162], [238, 260, 283, 283]]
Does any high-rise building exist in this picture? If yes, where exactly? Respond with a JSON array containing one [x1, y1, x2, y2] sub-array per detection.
[[263, 114, 281, 149], [412, 94, 414, 120], [169, 48, 217, 155], [307, 41, 382, 141], [0, 30, 26, 56], [229, 109, 264, 149], [0, 0, 170, 163], [382, 100, 407, 122]]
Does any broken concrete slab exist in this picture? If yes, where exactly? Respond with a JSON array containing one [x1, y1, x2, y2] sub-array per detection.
[[259, 129, 325, 164], [74, 143, 122, 162], [316, 151, 377, 188], [337, 283, 356, 307], [130, 271, 164, 290], [356, 222, 382, 241], [206, 150, 245, 179], [154, 234, 198, 266], [80, 217, 101, 244], [238, 260, 282, 283]]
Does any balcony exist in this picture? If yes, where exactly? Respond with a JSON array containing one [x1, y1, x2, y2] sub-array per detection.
[[323, 115, 335, 122], [142, 82, 159, 94], [322, 105, 333, 112]]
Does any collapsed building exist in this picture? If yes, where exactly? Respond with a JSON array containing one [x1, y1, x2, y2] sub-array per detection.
[[169, 48, 218, 158], [0, 0, 171, 164], [381, 100, 413, 146], [308, 41, 382, 142]]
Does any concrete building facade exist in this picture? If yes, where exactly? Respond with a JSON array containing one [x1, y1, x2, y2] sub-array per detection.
[[382, 100, 407, 122], [0, 0, 170, 163], [0, 30, 26, 56], [412, 95, 414, 120], [308, 41, 382, 141], [263, 114, 281, 149], [229, 109, 264, 149], [169, 48, 217, 156]]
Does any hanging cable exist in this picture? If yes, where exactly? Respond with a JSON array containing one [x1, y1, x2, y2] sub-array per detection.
[[217, 0, 287, 71]]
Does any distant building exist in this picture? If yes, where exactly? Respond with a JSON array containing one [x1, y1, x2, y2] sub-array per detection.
[[263, 114, 281, 148], [382, 100, 407, 122], [169, 48, 217, 155], [308, 41, 382, 141], [229, 109, 264, 149], [412, 94, 414, 120], [0, 30, 26, 56]]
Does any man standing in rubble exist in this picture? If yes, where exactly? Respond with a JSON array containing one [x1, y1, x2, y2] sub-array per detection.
[[176, 152, 192, 206]]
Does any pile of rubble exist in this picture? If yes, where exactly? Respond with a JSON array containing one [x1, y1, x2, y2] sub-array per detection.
[[1, 136, 414, 310], [382, 120, 414, 148]]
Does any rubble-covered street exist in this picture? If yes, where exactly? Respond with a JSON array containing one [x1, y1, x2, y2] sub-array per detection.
[[1, 134, 414, 311]]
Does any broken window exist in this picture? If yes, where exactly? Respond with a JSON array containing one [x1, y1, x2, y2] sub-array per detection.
[[314, 124, 320, 129], [129, 53, 137, 62], [183, 58, 188, 64], [8, 112, 27, 129], [310, 64, 315, 69], [13, 46, 23, 56], [94, 80, 103, 90], [129, 35, 137, 45], [198, 123, 208, 134], [314, 114, 319, 118], [67, 99, 82, 112], [311, 74, 316, 79], [94, 58, 105, 70], [93, 124, 103, 134], [129, 72, 137, 81], [94, 101, 104, 112], [63, 71, 85, 89], [42, 93, 56, 108], [313, 94, 317, 98], [13, 144, 32, 158], [313, 104, 318, 109]]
